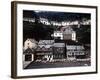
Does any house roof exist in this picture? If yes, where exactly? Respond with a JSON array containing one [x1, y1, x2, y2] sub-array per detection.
[[38, 40, 54, 45], [23, 48, 34, 54], [53, 43, 65, 47], [36, 45, 52, 51], [38, 45, 52, 48], [26, 39, 38, 44]]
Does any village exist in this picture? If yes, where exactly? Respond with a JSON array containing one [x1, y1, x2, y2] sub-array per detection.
[[23, 10, 91, 69]]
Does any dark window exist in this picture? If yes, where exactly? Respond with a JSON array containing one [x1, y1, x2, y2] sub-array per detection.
[[27, 43, 29, 45], [25, 54, 32, 61], [72, 52, 74, 57]]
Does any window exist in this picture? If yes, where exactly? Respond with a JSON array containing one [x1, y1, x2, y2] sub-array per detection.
[[25, 54, 32, 61], [72, 52, 74, 57], [27, 43, 29, 45]]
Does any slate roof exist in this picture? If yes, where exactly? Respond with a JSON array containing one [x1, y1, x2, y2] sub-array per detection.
[[36, 45, 53, 51], [38, 40, 54, 45], [23, 48, 34, 54]]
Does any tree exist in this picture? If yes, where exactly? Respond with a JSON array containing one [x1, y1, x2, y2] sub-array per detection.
[[76, 25, 91, 44]]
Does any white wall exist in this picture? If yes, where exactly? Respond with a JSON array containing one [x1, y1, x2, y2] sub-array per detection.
[[0, 0, 100, 80]]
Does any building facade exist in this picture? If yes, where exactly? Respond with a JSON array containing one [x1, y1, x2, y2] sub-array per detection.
[[35, 40, 54, 62], [53, 43, 66, 59], [66, 42, 86, 61]]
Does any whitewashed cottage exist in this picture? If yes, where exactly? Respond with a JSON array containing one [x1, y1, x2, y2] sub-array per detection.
[[23, 39, 38, 68]]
